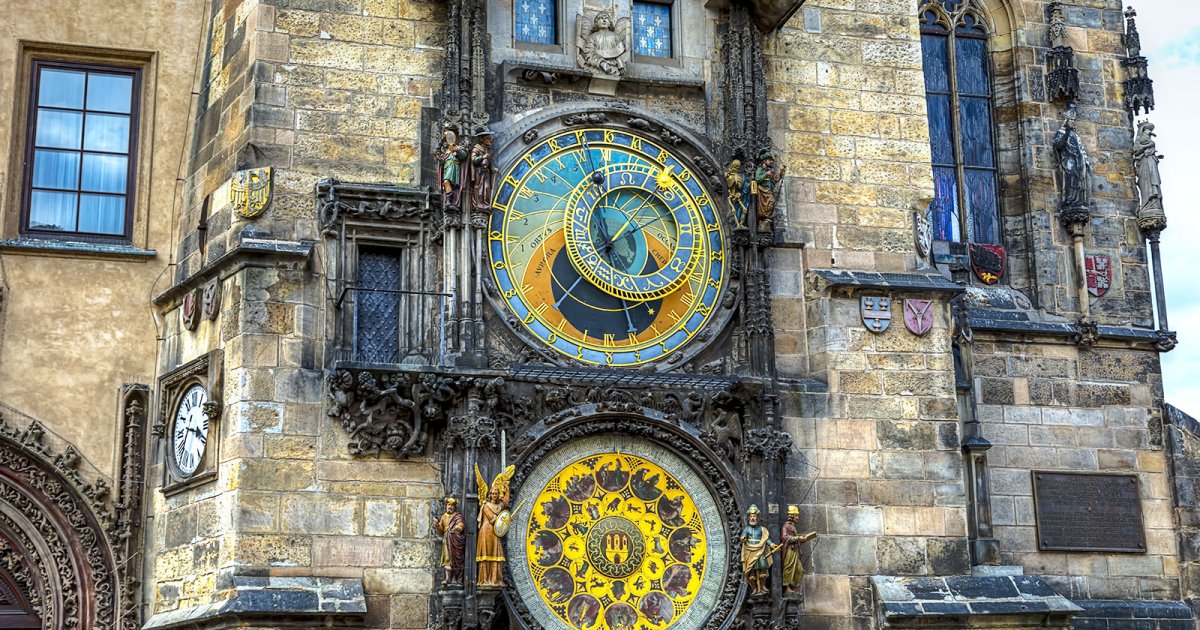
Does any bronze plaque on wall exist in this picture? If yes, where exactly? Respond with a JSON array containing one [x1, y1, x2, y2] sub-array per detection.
[[1032, 471, 1146, 553]]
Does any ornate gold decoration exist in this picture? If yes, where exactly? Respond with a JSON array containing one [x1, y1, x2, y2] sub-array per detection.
[[231, 167, 273, 219], [525, 452, 706, 629]]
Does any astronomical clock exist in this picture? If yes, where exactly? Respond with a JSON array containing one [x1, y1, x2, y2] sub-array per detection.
[[477, 107, 754, 630], [488, 120, 732, 369]]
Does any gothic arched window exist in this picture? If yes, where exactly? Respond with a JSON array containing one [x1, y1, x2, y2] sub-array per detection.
[[919, 0, 1000, 245]]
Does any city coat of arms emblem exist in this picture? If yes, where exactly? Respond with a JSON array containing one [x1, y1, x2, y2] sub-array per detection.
[[231, 167, 273, 219], [181, 287, 201, 332], [969, 243, 1006, 285], [861, 296, 892, 333], [1085, 254, 1112, 297], [903, 299, 934, 336], [201, 279, 221, 320]]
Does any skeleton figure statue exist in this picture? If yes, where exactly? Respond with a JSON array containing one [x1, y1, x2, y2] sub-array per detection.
[[577, 8, 631, 76]]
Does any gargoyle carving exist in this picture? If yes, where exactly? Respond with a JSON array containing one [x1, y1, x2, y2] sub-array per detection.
[[327, 369, 460, 458]]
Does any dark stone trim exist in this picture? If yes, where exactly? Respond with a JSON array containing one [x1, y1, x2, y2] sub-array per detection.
[[152, 234, 313, 306], [1069, 599, 1194, 630], [0, 237, 157, 261], [142, 576, 367, 629], [808, 269, 964, 294], [873, 575, 1081, 629], [1165, 404, 1200, 438], [969, 315, 1169, 349]]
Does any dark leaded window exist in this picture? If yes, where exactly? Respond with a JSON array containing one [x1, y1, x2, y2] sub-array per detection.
[[633, 1, 672, 58], [23, 61, 139, 239], [356, 248, 404, 364], [515, 0, 557, 45], [919, 0, 999, 244]]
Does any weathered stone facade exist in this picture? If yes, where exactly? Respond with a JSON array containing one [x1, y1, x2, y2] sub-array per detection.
[[0, 0, 1194, 628]]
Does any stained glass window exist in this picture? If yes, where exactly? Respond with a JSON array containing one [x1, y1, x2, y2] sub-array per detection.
[[633, 1, 672, 58], [24, 62, 138, 238], [919, 0, 1000, 245], [515, 0, 557, 45]]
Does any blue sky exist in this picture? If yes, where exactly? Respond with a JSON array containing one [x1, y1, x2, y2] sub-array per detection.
[[1143, 6, 1200, 415]]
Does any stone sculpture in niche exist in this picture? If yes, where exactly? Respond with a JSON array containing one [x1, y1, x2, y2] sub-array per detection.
[[469, 130, 496, 217], [475, 464, 515, 588], [434, 497, 466, 588], [780, 505, 817, 594], [577, 7, 630, 77], [438, 125, 469, 210], [740, 505, 775, 596], [1133, 120, 1165, 227], [1053, 105, 1091, 219], [725, 159, 750, 229]]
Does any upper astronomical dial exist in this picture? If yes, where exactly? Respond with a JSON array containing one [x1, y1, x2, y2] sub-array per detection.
[[490, 126, 727, 368]]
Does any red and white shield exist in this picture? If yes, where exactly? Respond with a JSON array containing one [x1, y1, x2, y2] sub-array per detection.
[[903, 299, 934, 336], [1085, 254, 1112, 297]]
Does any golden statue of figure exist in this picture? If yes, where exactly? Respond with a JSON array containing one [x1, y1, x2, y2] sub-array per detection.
[[740, 504, 773, 596], [781, 504, 817, 594], [475, 463, 515, 588]]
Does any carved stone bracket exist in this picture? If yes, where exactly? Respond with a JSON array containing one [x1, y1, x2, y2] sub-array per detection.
[[743, 426, 792, 462], [1046, 1, 1078, 103], [317, 179, 434, 235], [326, 368, 465, 458]]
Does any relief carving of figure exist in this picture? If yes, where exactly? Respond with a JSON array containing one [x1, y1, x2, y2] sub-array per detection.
[[780, 505, 817, 594], [475, 464, 516, 588], [1133, 120, 1165, 225], [434, 497, 466, 587], [577, 8, 630, 77], [1053, 106, 1091, 212], [753, 151, 787, 232], [470, 130, 496, 215], [438, 126, 468, 210]]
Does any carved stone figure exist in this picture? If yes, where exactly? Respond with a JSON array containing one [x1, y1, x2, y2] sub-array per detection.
[[1048, 1, 1068, 49], [780, 505, 817, 594], [470, 131, 496, 215], [753, 151, 786, 232], [740, 505, 774, 596], [1053, 106, 1091, 216], [438, 126, 468, 210], [475, 464, 515, 588], [725, 159, 749, 229], [1133, 120, 1165, 228], [434, 497, 466, 587], [577, 8, 630, 77]]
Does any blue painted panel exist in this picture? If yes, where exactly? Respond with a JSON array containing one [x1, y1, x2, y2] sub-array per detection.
[[634, 2, 672, 58], [516, 0, 556, 44]]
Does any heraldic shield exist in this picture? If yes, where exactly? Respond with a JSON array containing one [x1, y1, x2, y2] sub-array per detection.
[[969, 243, 1006, 286], [861, 296, 892, 333], [232, 167, 274, 219], [903, 299, 934, 336], [1085, 254, 1112, 297]]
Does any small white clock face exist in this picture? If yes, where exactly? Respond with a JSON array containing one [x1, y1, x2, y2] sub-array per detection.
[[172, 384, 209, 478]]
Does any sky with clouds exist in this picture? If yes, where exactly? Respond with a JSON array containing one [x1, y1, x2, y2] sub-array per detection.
[[1141, 5, 1200, 416]]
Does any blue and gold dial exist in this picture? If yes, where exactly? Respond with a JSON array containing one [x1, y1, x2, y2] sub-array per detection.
[[490, 127, 726, 367]]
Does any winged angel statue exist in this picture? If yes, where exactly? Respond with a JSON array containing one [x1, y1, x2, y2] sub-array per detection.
[[475, 464, 516, 588], [577, 8, 631, 77]]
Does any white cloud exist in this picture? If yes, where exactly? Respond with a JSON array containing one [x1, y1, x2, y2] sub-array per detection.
[[1141, 6, 1200, 417]]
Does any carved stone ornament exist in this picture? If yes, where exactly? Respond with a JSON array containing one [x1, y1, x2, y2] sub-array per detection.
[[231, 166, 273, 219], [0, 413, 143, 630], [201, 278, 221, 321], [181, 287, 201, 332], [326, 368, 464, 458], [914, 205, 932, 260], [1122, 7, 1155, 115], [317, 179, 432, 235], [1045, 1, 1079, 103], [576, 7, 631, 77]]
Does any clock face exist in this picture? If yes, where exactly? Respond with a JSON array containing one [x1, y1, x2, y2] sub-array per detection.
[[171, 384, 209, 478], [490, 127, 726, 367]]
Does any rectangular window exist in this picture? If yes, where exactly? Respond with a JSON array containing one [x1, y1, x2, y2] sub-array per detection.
[[633, 1, 673, 59], [22, 61, 139, 239], [515, 0, 557, 45], [352, 244, 444, 365]]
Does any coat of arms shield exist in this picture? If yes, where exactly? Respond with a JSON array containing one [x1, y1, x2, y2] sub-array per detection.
[[903, 299, 934, 336], [969, 243, 1006, 285], [1085, 254, 1112, 297], [861, 296, 892, 333], [231, 167, 274, 219]]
